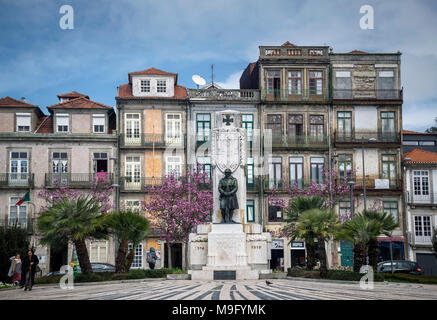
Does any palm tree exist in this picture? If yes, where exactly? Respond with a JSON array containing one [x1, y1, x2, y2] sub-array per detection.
[[360, 210, 397, 270], [38, 196, 107, 274], [336, 215, 381, 272], [104, 210, 150, 273], [284, 196, 325, 271], [291, 208, 340, 277]]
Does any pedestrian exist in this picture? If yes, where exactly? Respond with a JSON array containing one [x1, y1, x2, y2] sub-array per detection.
[[146, 247, 158, 270], [21, 249, 39, 291], [8, 253, 22, 286]]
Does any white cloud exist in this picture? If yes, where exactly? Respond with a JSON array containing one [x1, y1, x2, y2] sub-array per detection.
[[216, 70, 244, 89]]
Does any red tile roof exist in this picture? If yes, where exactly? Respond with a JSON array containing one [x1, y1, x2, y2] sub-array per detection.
[[403, 129, 436, 135], [128, 67, 178, 84], [0, 96, 37, 108], [47, 97, 113, 110], [281, 41, 296, 47], [348, 50, 368, 54], [35, 116, 53, 134], [403, 149, 437, 164], [57, 91, 89, 100], [117, 83, 187, 99]]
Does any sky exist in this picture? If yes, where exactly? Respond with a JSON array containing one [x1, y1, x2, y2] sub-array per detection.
[[0, 0, 436, 131]]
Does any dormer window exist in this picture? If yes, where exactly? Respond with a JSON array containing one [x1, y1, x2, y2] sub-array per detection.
[[157, 80, 167, 93], [140, 80, 150, 93], [93, 114, 105, 133], [56, 114, 69, 132], [16, 113, 31, 132]]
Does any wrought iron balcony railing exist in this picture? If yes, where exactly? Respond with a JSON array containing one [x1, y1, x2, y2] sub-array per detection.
[[188, 89, 260, 101], [407, 192, 437, 205], [268, 134, 329, 149], [120, 134, 186, 147], [0, 173, 34, 188], [120, 176, 163, 191], [0, 217, 36, 234], [337, 176, 401, 190], [261, 89, 330, 102], [45, 173, 113, 188], [333, 89, 403, 100], [334, 131, 400, 144]]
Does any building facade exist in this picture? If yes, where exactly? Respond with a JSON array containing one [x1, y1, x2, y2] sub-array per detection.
[[0, 93, 117, 274]]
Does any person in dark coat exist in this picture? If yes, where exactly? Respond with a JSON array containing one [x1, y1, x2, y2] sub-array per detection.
[[147, 247, 158, 270], [218, 169, 239, 223], [20, 249, 39, 291]]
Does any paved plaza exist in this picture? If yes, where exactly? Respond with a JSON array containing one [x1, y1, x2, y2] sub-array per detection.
[[1, 278, 437, 300]]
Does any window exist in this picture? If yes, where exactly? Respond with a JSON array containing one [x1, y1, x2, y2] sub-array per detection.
[[413, 170, 429, 202], [247, 157, 254, 187], [414, 216, 432, 244], [197, 156, 211, 180], [338, 154, 353, 180], [9, 197, 27, 228], [311, 157, 324, 184], [337, 111, 352, 137], [52, 152, 68, 185], [9, 152, 28, 184], [266, 114, 282, 142], [56, 114, 69, 132], [381, 154, 397, 187], [16, 113, 31, 132], [166, 113, 181, 143], [378, 70, 395, 98], [380, 112, 396, 139], [242, 114, 254, 143], [268, 205, 282, 222], [93, 152, 108, 174], [289, 157, 303, 188], [402, 141, 418, 146], [339, 201, 351, 218], [309, 115, 324, 141], [268, 157, 282, 189], [288, 71, 302, 95], [128, 243, 143, 268], [196, 113, 211, 143], [125, 156, 141, 190], [288, 114, 303, 140], [125, 200, 140, 212], [140, 80, 150, 93], [419, 141, 436, 146], [157, 80, 166, 93], [309, 71, 323, 95], [335, 71, 352, 99], [125, 113, 141, 144], [166, 156, 182, 177], [383, 201, 399, 224], [90, 241, 108, 263], [93, 114, 105, 133], [265, 70, 281, 95], [246, 200, 255, 223]]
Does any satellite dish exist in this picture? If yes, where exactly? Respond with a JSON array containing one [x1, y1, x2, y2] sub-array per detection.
[[192, 74, 206, 87]]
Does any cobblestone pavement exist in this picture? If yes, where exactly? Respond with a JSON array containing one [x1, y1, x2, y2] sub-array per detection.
[[1, 279, 437, 300]]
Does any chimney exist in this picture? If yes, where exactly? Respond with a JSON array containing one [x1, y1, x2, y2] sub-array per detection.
[[21, 97, 28, 103]]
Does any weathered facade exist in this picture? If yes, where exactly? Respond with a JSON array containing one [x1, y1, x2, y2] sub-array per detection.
[[0, 93, 117, 274]]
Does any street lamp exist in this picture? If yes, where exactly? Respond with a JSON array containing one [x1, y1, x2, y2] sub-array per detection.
[[362, 137, 377, 211], [347, 180, 355, 218]]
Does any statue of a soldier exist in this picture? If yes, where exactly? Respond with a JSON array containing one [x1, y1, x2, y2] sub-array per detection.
[[218, 169, 239, 223]]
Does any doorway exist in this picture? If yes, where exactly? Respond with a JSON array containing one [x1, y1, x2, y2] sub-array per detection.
[[49, 241, 68, 273], [291, 249, 306, 267], [270, 249, 284, 271], [164, 243, 183, 269]]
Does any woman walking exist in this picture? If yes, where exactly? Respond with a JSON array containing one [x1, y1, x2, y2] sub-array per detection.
[[21, 249, 39, 291], [8, 253, 22, 286]]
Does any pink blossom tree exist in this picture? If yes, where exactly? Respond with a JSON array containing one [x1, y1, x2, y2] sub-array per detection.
[[142, 167, 213, 269]]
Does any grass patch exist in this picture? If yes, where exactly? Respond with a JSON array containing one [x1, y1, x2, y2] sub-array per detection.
[[34, 268, 187, 285], [0, 284, 14, 290]]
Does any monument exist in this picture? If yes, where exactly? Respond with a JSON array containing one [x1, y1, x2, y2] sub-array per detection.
[[188, 110, 272, 280]]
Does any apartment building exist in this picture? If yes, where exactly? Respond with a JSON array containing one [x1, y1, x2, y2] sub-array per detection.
[[116, 67, 188, 269], [0, 93, 117, 274]]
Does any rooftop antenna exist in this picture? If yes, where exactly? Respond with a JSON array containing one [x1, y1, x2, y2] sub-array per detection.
[[211, 64, 214, 86], [192, 75, 206, 88]]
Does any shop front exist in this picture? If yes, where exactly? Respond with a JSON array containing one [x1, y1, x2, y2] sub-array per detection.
[[270, 239, 284, 271]]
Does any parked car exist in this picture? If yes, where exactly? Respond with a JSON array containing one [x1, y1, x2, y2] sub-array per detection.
[[377, 260, 423, 275], [45, 263, 115, 277]]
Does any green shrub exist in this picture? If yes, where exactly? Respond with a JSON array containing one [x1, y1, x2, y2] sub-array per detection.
[[287, 268, 384, 282], [382, 273, 437, 285], [0, 225, 30, 283], [34, 275, 63, 285]]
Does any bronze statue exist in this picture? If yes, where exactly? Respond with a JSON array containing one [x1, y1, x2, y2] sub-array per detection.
[[218, 169, 239, 223]]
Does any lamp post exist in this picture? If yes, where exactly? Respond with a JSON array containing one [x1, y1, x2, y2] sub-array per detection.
[[347, 180, 355, 218], [362, 138, 377, 211]]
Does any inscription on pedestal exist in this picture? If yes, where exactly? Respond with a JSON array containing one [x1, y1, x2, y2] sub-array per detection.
[[214, 270, 236, 280]]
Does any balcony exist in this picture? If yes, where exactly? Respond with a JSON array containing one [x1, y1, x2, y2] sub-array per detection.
[[334, 131, 400, 145], [263, 178, 326, 191], [259, 46, 329, 59], [268, 135, 329, 149], [247, 176, 262, 192], [188, 89, 260, 101], [333, 89, 403, 101], [120, 176, 163, 191], [348, 176, 402, 191], [0, 218, 36, 234], [120, 134, 185, 148], [407, 192, 437, 206], [261, 89, 329, 103], [45, 173, 113, 188], [0, 173, 34, 188]]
